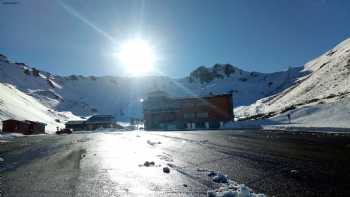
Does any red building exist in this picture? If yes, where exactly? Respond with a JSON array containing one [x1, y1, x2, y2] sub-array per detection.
[[2, 119, 46, 135], [143, 91, 233, 130]]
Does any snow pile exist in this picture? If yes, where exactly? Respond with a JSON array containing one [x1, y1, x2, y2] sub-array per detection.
[[0, 132, 23, 141], [206, 171, 266, 197], [211, 172, 229, 183]]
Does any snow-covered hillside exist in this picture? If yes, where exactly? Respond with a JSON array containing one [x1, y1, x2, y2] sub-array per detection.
[[1, 37, 350, 129], [0, 83, 78, 133], [0, 53, 303, 122], [234, 38, 350, 128]]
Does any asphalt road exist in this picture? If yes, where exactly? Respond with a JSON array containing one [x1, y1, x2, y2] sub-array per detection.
[[1, 130, 350, 197]]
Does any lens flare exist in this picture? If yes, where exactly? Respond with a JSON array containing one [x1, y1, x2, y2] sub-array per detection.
[[117, 38, 157, 76]]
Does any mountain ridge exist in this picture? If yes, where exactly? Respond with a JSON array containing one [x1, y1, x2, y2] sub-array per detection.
[[1, 37, 350, 129]]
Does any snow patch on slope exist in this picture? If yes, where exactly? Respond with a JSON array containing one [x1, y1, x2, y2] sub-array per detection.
[[234, 38, 350, 129], [0, 83, 79, 133]]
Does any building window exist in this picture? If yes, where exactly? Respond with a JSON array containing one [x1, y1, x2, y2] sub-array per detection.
[[197, 112, 209, 118], [205, 122, 209, 129], [184, 103, 195, 108], [184, 113, 195, 119]]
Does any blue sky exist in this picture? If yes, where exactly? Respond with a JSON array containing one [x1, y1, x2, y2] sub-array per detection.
[[0, 0, 350, 78]]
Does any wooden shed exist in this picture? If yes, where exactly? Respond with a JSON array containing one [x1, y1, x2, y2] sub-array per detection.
[[2, 119, 46, 135]]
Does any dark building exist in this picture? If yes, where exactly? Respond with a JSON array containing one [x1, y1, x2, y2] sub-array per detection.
[[65, 115, 122, 131], [2, 119, 46, 135], [65, 120, 86, 131], [143, 91, 234, 130], [85, 115, 118, 130]]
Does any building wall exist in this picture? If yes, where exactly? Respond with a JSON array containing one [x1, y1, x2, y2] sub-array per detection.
[[66, 122, 122, 131], [29, 123, 45, 134], [66, 124, 86, 131], [2, 120, 25, 133], [2, 120, 45, 134], [144, 94, 233, 130]]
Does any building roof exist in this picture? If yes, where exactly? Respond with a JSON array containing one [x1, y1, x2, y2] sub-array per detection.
[[2, 119, 46, 125], [174, 93, 232, 100], [86, 115, 115, 123], [147, 90, 169, 98], [145, 92, 232, 102], [24, 120, 46, 126], [66, 120, 85, 125]]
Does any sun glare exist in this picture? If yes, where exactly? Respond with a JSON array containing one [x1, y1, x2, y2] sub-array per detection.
[[117, 38, 157, 76]]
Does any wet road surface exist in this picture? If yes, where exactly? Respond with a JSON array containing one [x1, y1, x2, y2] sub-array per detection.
[[1, 130, 350, 196]]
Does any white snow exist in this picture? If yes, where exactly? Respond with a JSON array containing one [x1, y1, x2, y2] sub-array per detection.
[[225, 96, 350, 132], [232, 38, 350, 130], [212, 172, 229, 183], [206, 170, 266, 197], [1, 37, 350, 130], [0, 53, 305, 122], [208, 185, 266, 197], [0, 132, 23, 140], [272, 97, 350, 128], [0, 83, 79, 133]]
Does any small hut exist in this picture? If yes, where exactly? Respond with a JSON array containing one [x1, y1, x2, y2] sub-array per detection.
[[2, 119, 46, 135]]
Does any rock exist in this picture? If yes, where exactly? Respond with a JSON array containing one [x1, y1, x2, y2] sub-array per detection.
[[208, 171, 217, 177], [207, 191, 217, 197], [290, 169, 298, 174], [212, 173, 228, 183], [147, 140, 161, 146], [144, 161, 155, 167], [163, 167, 170, 173]]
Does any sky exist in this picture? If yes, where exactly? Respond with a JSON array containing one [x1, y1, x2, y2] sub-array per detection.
[[0, 0, 350, 78]]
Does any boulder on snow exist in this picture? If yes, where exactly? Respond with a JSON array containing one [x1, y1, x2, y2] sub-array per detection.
[[163, 167, 170, 173]]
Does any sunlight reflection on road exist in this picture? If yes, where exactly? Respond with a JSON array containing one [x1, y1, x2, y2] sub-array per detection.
[[96, 132, 172, 195]]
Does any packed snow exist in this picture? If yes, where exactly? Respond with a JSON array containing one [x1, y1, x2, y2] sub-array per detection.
[[205, 170, 266, 197]]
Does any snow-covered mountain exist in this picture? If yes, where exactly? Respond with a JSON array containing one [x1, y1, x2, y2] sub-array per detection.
[[1, 37, 350, 130], [0, 53, 303, 122], [235, 38, 350, 128], [0, 82, 78, 133]]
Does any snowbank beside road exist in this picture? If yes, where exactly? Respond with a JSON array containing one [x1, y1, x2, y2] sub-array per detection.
[[226, 97, 350, 132], [223, 97, 350, 132], [272, 97, 350, 129], [0, 132, 23, 140]]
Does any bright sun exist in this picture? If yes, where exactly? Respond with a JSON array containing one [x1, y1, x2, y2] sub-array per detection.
[[117, 38, 157, 76]]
